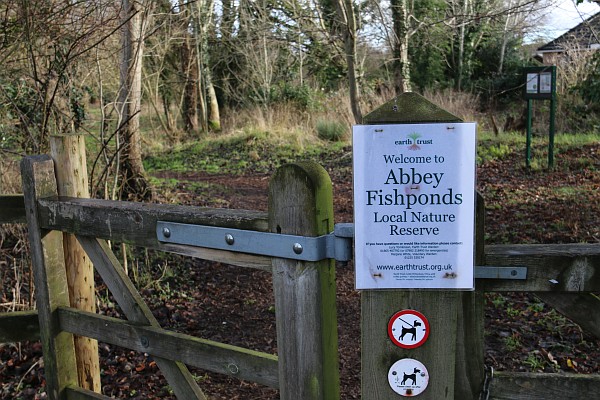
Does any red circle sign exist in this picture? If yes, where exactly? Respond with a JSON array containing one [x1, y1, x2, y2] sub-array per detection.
[[388, 310, 430, 349]]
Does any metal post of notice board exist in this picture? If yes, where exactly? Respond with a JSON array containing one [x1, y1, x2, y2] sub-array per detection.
[[523, 66, 557, 169], [357, 92, 484, 400]]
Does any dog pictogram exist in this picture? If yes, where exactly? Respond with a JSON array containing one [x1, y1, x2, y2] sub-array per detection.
[[400, 367, 421, 385], [399, 319, 422, 341]]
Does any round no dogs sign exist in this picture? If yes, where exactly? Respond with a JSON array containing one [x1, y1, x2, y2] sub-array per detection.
[[388, 358, 429, 396], [388, 309, 430, 349]]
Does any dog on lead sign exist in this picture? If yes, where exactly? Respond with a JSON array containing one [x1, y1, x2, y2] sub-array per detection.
[[388, 309, 430, 349]]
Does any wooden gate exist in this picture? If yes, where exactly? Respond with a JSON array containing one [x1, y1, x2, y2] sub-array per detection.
[[1, 155, 339, 400]]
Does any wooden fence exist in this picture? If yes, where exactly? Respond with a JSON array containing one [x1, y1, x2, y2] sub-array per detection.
[[1, 155, 599, 399]]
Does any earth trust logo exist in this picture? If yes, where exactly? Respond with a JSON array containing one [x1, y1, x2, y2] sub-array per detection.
[[395, 133, 433, 151]]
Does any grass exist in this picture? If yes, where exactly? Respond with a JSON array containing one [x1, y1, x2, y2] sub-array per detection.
[[143, 128, 347, 176], [476, 130, 599, 165], [315, 119, 348, 141], [523, 352, 546, 372]]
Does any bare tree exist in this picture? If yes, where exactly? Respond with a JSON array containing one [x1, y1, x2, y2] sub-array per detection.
[[118, 0, 153, 199], [0, 1, 119, 153], [179, 1, 200, 134], [335, 0, 363, 123]]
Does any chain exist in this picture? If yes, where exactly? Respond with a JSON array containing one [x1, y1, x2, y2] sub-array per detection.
[[479, 365, 494, 400]]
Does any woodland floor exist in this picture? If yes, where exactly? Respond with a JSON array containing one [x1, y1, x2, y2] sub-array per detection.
[[1, 141, 599, 399]]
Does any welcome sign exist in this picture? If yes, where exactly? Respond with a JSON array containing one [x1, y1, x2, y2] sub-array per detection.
[[353, 123, 476, 289]]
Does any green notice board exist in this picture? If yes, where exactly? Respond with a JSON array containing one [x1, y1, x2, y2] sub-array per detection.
[[523, 66, 557, 168], [523, 66, 556, 100]]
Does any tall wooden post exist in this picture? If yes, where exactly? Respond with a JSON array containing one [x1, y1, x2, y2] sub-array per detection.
[[21, 155, 79, 400], [360, 93, 484, 399], [269, 162, 340, 400], [50, 134, 101, 392], [548, 93, 556, 169], [526, 99, 533, 168]]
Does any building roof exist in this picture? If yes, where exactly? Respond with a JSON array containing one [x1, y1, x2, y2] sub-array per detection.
[[538, 11, 600, 52]]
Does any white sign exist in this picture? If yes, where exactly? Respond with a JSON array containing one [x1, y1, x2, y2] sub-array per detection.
[[353, 123, 476, 289], [388, 310, 430, 349], [540, 72, 552, 93], [388, 358, 429, 397], [526, 73, 538, 93]]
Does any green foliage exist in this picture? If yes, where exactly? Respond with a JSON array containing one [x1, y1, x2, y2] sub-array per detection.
[[471, 36, 529, 107], [576, 49, 600, 107], [506, 307, 521, 318], [527, 302, 545, 313], [552, 91, 600, 134], [270, 83, 321, 110], [504, 334, 522, 352], [523, 352, 545, 371], [489, 294, 506, 308], [302, 3, 345, 90], [0, 79, 43, 151], [477, 143, 511, 164], [409, 0, 449, 91], [315, 120, 347, 142]]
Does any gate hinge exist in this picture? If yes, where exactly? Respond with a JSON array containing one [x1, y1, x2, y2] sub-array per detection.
[[157, 221, 353, 262]]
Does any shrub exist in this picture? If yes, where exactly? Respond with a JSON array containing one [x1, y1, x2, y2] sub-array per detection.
[[315, 120, 347, 142]]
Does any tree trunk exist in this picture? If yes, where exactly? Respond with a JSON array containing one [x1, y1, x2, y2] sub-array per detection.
[[391, 0, 412, 94], [207, 79, 221, 131], [181, 30, 199, 134], [118, 0, 152, 200], [161, 93, 175, 132], [335, 0, 362, 124], [192, 0, 215, 133], [456, 0, 470, 91]]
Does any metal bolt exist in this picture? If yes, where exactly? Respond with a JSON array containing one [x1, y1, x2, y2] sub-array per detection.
[[162, 227, 171, 238], [511, 269, 517, 276], [293, 243, 303, 254], [140, 336, 149, 348], [227, 363, 239, 375], [225, 234, 235, 245]]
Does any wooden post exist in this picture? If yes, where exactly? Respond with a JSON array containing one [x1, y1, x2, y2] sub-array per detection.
[[50, 134, 101, 392], [454, 193, 485, 398], [21, 155, 78, 400], [360, 93, 484, 400], [268, 162, 340, 400]]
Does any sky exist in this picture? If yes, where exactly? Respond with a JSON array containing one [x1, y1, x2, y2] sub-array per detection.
[[545, 0, 600, 39]]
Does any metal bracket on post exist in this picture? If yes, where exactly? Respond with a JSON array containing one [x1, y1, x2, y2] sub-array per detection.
[[475, 266, 527, 280], [157, 221, 527, 279]]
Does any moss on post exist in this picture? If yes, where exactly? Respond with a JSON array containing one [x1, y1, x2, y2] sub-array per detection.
[[269, 162, 340, 400]]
